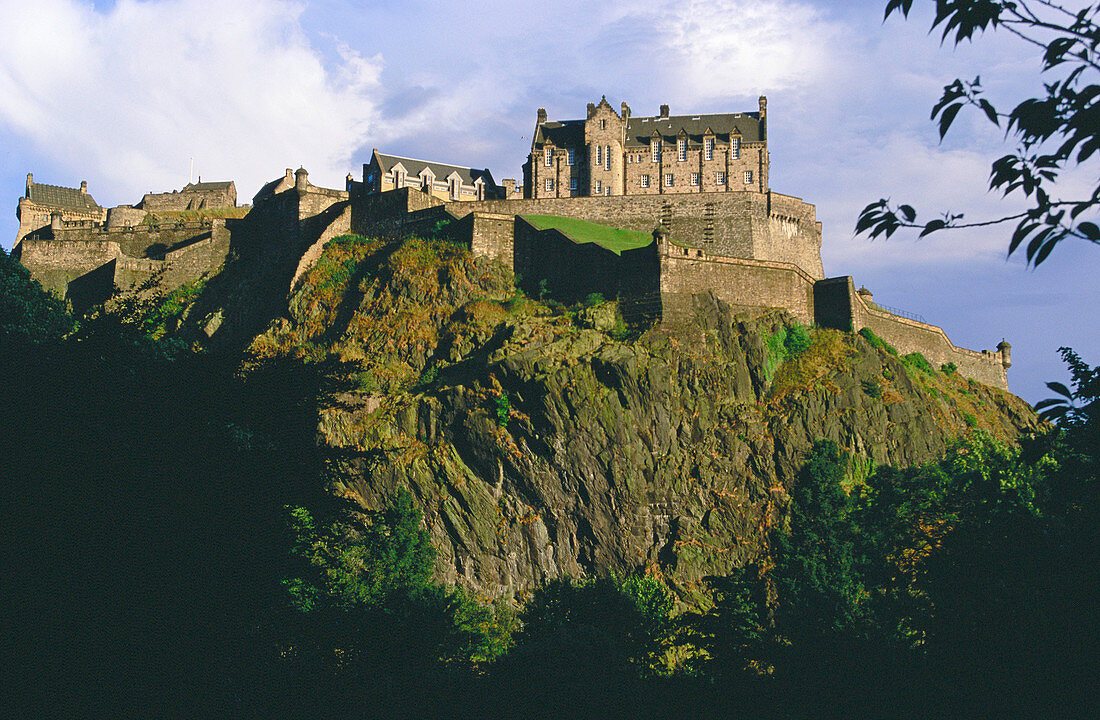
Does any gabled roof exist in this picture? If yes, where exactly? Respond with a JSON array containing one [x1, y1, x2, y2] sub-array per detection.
[[27, 182, 103, 213], [533, 119, 584, 148], [532, 111, 763, 148], [372, 151, 495, 187], [625, 112, 762, 146]]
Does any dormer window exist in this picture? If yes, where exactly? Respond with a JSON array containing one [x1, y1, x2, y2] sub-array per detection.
[[544, 147, 553, 166], [731, 138, 741, 159], [651, 139, 661, 163], [705, 138, 714, 161], [678, 138, 687, 161], [450, 177, 460, 200]]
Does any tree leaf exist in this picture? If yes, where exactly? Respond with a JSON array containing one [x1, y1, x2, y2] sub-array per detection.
[[899, 204, 916, 222], [1045, 381, 1073, 400], [938, 103, 963, 140], [978, 99, 999, 126], [919, 219, 947, 238]]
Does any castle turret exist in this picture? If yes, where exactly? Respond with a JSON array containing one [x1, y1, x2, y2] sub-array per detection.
[[295, 167, 310, 193], [997, 340, 1012, 369], [50, 211, 63, 231]]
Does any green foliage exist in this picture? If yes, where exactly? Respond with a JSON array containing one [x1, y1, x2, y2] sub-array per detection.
[[963, 411, 977, 427], [493, 390, 511, 427], [902, 351, 934, 375], [509, 575, 675, 677], [583, 291, 605, 307], [690, 570, 769, 677], [609, 315, 630, 341], [941, 361, 958, 375], [859, 327, 897, 355], [861, 379, 882, 398], [765, 322, 813, 381], [859, 1, 1100, 265], [0, 247, 73, 347]]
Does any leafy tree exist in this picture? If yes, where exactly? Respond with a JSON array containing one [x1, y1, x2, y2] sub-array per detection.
[[0, 246, 72, 346], [856, 1, 1100, 265], [506, 574, 675, 677]]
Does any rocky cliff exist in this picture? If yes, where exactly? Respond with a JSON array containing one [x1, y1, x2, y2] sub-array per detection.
[[234, 234, 1039, 606]]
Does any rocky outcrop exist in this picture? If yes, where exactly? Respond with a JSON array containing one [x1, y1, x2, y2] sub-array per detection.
[[252, 235, 1041, 607]]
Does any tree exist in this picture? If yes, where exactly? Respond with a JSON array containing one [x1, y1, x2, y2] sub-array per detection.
[[856, 1, 1100, 265], [0, 246, 72, 346]]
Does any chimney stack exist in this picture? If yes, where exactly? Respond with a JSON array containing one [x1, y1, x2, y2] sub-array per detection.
[[26, 173, 33, 197], [80, 180, 87, 195], [659, 104, 669, 119], [621, 102, 630, 120], [537, 108, 547, 124]]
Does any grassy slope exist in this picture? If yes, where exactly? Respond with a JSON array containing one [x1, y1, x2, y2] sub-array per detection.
[[522, 215, 653, 255]]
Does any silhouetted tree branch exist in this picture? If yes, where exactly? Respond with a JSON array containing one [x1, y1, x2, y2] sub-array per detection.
[[857, 1, 1100, 265]]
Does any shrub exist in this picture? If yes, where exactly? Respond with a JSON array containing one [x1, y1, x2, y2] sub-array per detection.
[[941, 361, 958, 375], [861, 379, 882, 399], [963, 412, 977, 428], [784, 322, 812, 358], [583, 292, 605, 307], [903, 352, 935, 375], [494, 391, 511, 427], [859, 327, 898, 355]]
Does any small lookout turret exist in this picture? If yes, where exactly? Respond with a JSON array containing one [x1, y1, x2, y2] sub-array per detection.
[[997, 340, 1012, 369]]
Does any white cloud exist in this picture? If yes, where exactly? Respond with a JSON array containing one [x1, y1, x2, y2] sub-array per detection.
[[0, 0, 382, 204]]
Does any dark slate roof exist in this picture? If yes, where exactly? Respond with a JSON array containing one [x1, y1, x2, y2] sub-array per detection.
[[624, 112, 762, 147], [374, 152, 494, 186], [27, 182, 103, 213], [533, 120, 585, 148], [183, 181, 234, 192], [533, 112, 762, 148]]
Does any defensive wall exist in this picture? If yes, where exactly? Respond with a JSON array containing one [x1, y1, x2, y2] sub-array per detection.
[[16, 218, 231, 308], [434, 190, 823, 280], [814, 276, 1010, 389]]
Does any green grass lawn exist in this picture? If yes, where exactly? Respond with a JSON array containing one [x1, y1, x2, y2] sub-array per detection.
[[522, 215, 653, 255]]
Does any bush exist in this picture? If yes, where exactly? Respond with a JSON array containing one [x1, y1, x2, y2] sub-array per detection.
[[784, 322, 812, 357], [583, 292, 605, 307], [861, 379, 882, 399], [494, 391, 511, 427], [903, 352, 934, 375], [859, 327, 898, 356], [941, 362, 958, 375]]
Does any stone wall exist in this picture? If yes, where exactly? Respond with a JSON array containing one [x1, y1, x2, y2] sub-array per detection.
[[466, 213, 515, 269], [512, 218, 659, 302], [14, 237, 121, 297], [815, 276, 1010, 390], [439, 190, 822, 279], [658, 239, 817, 325], [140, 185, 236, 212]]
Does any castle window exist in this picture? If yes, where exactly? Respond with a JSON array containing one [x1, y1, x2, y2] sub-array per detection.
[[664, 173, 674, 187], [595, 180, 602, 193], [640, 175, 650, 187], [567, 148, 575, 165], [596, 145, 602, 166], [600, 119, 607, 129], [605, 146, 611, 170], [731, 138, 741, 159], [743, 171, 753, 184], [570, 177, 578, 191], [678, 138, 687, 161], [544, 147, 553, 166], [545, 178, 554, 191], [717, 172, 726, 185], [705, 138, 714, 161], [605, 187, 611, 196], [651, 140, 661, 162], [690, 173, 700, 186]]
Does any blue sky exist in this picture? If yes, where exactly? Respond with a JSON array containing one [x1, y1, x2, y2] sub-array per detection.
[[1, 0, 1096, 405]]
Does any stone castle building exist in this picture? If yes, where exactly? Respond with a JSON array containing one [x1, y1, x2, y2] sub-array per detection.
[[17, 174, 107, 245], [12, 96, 1014, 390], [140, 180, 237, 212], [363, 150, 504, 201], [525, 96, 767, 199]]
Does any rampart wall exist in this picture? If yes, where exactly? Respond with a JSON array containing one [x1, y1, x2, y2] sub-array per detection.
[[141, 186, 236, 212], [657, 239, 817, 325], [815, 276, 1009, 390], [438, 190, 823, 279]]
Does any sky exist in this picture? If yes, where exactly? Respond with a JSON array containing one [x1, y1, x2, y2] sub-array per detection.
[[1, 0, 1096, 405]]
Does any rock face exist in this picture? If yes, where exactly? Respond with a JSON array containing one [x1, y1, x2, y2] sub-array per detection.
[[250, 235, 1040, 606]]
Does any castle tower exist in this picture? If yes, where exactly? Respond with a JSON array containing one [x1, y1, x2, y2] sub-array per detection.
[[584, 96, 625, 196]]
